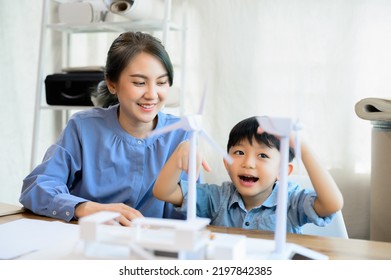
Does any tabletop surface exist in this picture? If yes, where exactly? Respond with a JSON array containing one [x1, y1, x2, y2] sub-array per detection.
[[1, 202, 391, 260]]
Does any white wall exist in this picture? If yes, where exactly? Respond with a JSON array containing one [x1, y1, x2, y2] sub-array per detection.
[[0, 1, 44, 205]]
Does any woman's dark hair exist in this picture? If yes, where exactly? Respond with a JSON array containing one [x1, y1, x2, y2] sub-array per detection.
[[91, 31, 174, 108], [227, 116, 295, 162]]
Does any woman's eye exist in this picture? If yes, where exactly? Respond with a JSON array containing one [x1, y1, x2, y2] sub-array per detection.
[[133, 81, 145, 86], [157, 80, 168, 86]]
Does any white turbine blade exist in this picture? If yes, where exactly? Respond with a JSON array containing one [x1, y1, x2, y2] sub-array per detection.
[[293, 120, 303, 173], [293, 130, 302, 173], [197, 83, 208, 114], [148, 118, 189, 137], [257, 116, 292, 137], [199, 130, 233, 164], [187, 131, 198, 220]]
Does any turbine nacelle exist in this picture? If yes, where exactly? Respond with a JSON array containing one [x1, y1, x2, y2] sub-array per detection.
[[184, 114, 203, 132], [257, 116, 302, 137]]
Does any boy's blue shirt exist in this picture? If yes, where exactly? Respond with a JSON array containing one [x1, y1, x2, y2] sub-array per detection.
[[178, 180, 335, 233]]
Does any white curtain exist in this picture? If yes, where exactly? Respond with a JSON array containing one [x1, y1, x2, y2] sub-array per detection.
[[0, 1, 44, 204]]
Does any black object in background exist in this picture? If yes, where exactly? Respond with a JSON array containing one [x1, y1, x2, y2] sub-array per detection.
[[45, 72, 104, 106]]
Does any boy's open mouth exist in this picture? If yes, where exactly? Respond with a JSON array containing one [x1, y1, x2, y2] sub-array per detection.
[[239, 175, 259, 183]]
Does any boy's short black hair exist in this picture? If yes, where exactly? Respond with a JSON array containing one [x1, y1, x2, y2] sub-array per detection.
[[227, 116, 295, 162]]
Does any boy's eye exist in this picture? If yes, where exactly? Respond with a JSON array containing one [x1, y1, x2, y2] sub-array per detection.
[[233, 150, 244, 155], [258, 153, 269, 159]]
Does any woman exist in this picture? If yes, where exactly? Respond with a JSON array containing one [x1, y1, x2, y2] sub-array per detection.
[[20, 32, 188, 226]]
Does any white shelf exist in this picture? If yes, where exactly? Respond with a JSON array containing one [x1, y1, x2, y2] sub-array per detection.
[[47, 20, 182, 33], [40, 105, 94, 111]]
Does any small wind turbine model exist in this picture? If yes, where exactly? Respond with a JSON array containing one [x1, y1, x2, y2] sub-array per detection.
[[256, 117, 326, 259], [150, 87, 233, 220], [257, 117, 299, 256]]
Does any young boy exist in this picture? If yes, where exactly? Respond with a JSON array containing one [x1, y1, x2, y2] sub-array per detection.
[[153, 116, 343, 233]]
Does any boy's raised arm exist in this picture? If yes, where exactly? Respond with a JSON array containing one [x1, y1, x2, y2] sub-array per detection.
[[153, 141, 211, 207], [153, 142, 187, 207], [300, 140, 344, 217]]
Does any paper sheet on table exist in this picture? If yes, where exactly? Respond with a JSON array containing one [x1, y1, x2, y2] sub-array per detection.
[[0, 203, 25, 216], [0, 219, 78, 259], [355, 97, 391, 121]]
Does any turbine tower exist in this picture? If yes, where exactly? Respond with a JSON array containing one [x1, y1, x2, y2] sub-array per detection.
[[257, 116, 302, 256]]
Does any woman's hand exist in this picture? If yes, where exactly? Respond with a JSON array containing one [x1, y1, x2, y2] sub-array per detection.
[[75, 201, 144, 226]]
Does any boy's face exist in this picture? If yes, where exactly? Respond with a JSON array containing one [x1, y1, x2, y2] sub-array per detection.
[[224, 137, 285, 207]]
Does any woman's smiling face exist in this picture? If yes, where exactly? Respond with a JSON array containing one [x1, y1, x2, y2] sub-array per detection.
[[110, 51, 170, 128]]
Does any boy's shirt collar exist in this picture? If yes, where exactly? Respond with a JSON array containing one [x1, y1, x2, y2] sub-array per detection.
[[228, 182, 280, 211]]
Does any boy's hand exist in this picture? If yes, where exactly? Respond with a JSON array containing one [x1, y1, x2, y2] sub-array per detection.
[[175, 140, 211, 175], [153, 140, 211, 207]]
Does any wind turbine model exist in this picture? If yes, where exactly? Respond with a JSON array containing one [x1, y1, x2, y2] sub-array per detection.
[[149, 89, 233, 220], [256, 116, 326, 259], [257, 117, 298, 256]]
